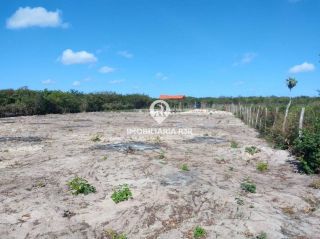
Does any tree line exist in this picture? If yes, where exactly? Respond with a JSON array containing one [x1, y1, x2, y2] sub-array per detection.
[[0, 88, 153, 117], [0, 87, 319, 118]]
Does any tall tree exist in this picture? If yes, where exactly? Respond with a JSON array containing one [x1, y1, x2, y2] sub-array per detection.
[[282, 78, 298, 132]]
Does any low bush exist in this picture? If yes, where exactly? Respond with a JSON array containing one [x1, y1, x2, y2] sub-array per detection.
[[230, 140, 239, 148], [193, 226, 206, 238], [67, 177, 96, 195], [105, 229, 127, 239], [181, 164, 189, 171], [245, 146, 261, 155], [241, 181, 256, 193], [255, 231, 267, 239], [111, 184, 132, 203], [256, 162, 268, 172], [293, 119, 320, 174]]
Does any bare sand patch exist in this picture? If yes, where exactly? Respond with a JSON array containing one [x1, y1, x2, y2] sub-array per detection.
[[0, 111, 319, 238]]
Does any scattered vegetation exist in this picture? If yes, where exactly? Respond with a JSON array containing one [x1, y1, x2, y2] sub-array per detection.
[[111, 184, 132, 203], [193, 226, 206, 238], [181, 164, 189, 171], [105, 229, 127, 239], [241, 180, 256, 193], [309, 179, 320, 189], [256, 162, 268, 172], [245, 146, 261, 155], [230, 140, 239, 148], [67, 177, 96, 195]]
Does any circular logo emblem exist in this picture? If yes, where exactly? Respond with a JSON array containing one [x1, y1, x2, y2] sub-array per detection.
[[149, 100, 171, 124]]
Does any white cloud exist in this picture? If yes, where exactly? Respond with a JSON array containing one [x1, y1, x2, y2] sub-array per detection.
[[117, 50, 133, 59], [109, 79, 124, 84], [72, 81, 81, 86], [60, 49, 97, 65], [99, 66, 115, 74], [233, 52, 257, 66], [42, 79, 55, 84], [6, 7, 68, 29], [289, 62, 315, 73], [155, 72, 168, 81]]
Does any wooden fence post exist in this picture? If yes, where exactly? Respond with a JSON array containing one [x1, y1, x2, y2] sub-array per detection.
[[283, 99, 292, 132], [272, 107, 279, 129], [299, 107, 305, 138], [255, 106, 260, 128]]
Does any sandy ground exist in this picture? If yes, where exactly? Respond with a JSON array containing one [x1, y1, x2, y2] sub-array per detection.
[[0, 111, 320, 239]]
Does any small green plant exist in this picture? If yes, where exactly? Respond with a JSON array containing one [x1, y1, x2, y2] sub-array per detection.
[[102, 156, 108, 160], [241, 181, 256, 193], [67, 177, 96, 195], [256, 162, 268, 172], [111, 184, 132, 203], [231, 140, 239, 148], [254, 231, 267, 239], [158, 151, 165, 159], [91, 134, 102, 142], [193, 226, 206, 238], [235, 197, 244, 206], [105, 229, 127, 239], [181, 164, 189, 171], [245, 146, 261, 155]]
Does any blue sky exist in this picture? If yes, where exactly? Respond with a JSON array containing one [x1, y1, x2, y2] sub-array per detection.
[[0, 0, 319, 97]]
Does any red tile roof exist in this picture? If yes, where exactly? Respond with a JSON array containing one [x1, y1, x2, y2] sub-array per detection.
[[159, 95, 185, 100]]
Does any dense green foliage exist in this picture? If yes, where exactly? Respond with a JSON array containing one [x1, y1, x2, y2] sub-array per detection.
[[0, 88, 152, 117], [293, 119, 320, 174], [227, 98, 320, 174]]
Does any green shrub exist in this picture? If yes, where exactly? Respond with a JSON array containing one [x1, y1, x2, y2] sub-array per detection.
[[67, 177, 96, 195], [254, 231, 267, 239], [256, 162, 268, 172], [231, 140, 239, 148], [181, 164, 189, 171], [293, 119, 320, 174], [241, 181, 256, 193], [91, 134, 102, 142], [245, 146, 261, 155], [193, 226, 206, 238], [235, 197, 244, 206], [111, 184, 132, 203], [105, 229, 127, 239]]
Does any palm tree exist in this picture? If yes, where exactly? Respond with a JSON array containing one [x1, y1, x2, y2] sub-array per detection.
[[282, 77, 298, 132]]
